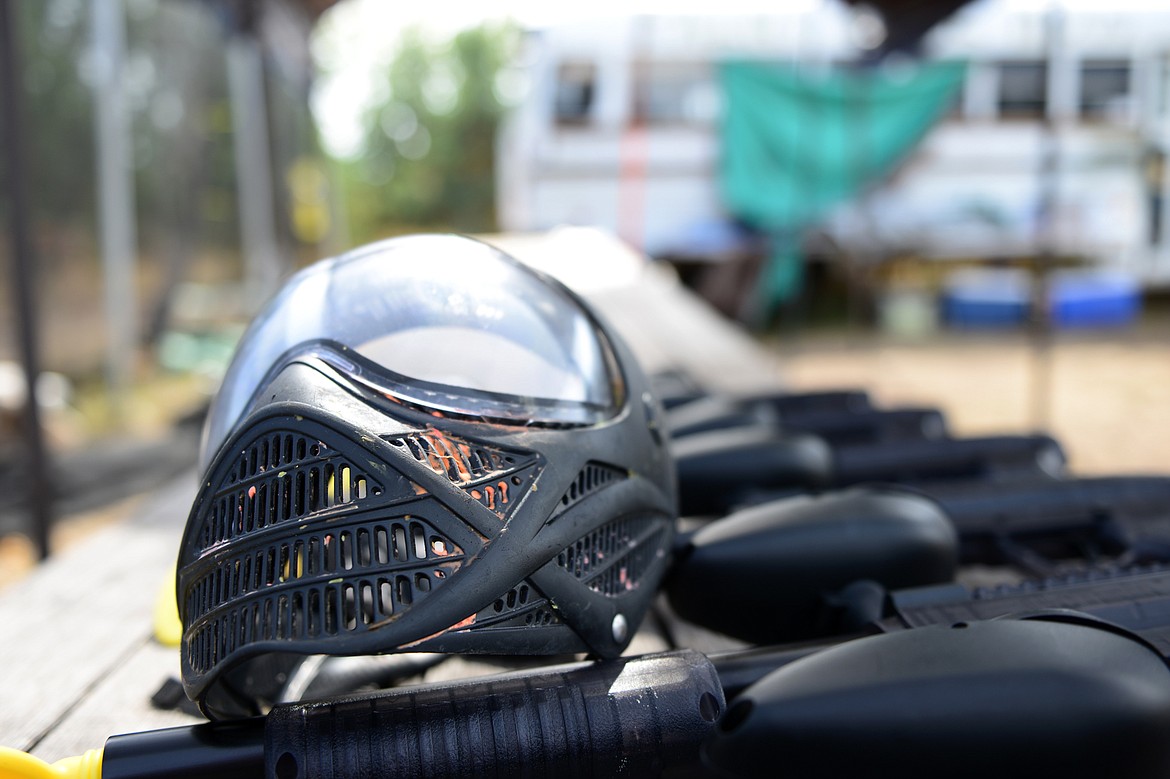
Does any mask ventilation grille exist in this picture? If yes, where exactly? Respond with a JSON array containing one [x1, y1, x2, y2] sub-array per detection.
[[466, 465, 540, 520], [197, 431, 386, 553], [184, 515, 466, 675], [386, 431, 542, 520], [556, 515, 670, 596], [469, 579, 561, 631], [387, 431, 518, 484], [551, 462, 626, 519]]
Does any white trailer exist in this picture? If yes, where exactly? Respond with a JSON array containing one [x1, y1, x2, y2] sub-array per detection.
[[496, 3, 1170, 285]]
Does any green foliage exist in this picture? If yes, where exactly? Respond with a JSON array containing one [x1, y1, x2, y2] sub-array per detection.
[[339, 22, 519, 242]]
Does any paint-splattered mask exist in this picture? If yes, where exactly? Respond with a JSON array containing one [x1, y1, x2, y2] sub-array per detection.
[[178, 235, 676, 719]]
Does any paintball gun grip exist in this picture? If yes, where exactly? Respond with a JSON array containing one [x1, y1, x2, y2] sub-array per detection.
[[263, 649, 724, 779]]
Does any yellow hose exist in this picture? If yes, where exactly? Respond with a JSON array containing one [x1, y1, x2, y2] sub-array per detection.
[[0, 747, 102, 779]]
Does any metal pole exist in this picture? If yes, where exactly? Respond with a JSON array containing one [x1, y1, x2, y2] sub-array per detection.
[[0, 0, 54, 559], [1030, 4, 1063, 430], [227, 32, 283, 308], [1159, 59, 1170, 270], [91, 0, 138, 418]]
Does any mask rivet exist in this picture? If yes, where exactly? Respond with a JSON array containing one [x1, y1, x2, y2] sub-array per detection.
[[612, 613, 628, 644]]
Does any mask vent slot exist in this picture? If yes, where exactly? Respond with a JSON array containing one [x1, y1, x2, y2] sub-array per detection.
[[198, 431, 387, 553], [384, 432, 542, 520], [466, 464, 540, 521], [183, 517, 465, 675], [387, 431, 518, 484], [550, 462, 626, 520], [468, 579, 561, 631], [556, 515, 670, 596]]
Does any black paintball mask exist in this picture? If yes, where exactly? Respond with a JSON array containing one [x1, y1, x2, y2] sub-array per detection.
[[178, 235, 677, 719]]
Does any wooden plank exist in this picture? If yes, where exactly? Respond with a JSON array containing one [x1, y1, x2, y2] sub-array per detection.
[[0, 474, 195, 755], [30, 638, 201, 761]]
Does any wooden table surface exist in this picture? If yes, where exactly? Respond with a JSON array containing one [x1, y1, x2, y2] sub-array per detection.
[[0, 230, 780, 761]]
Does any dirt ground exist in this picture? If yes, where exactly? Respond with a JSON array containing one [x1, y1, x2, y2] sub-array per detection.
[[774, 320, 1170, 475]]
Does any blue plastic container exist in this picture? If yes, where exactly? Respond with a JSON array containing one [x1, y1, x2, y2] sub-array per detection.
[[1048, 270, 1140, 329], [941, 269, 1031, 329]]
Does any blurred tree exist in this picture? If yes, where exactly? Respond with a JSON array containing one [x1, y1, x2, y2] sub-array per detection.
[[3, 2, 243, 270], [7, 2, 236, 241], [340, 22, 519, 242], [9, 0, 96, 230]]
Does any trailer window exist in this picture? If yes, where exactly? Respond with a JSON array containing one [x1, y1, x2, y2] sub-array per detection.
[[555, 62, 596, 125], [998, 60, 1047, 119], [1080, 60, 1130, 120]]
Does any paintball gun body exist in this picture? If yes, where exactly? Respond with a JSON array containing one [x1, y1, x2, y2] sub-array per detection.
[[667, 484, 1170, 645], [670, 391, 1170, 580]]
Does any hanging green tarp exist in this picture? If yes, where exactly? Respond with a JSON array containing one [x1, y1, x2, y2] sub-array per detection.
[[719, 60, 967, 311]]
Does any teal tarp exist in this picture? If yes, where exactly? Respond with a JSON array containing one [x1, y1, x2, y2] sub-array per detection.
[[719, 60, 967, 311]]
